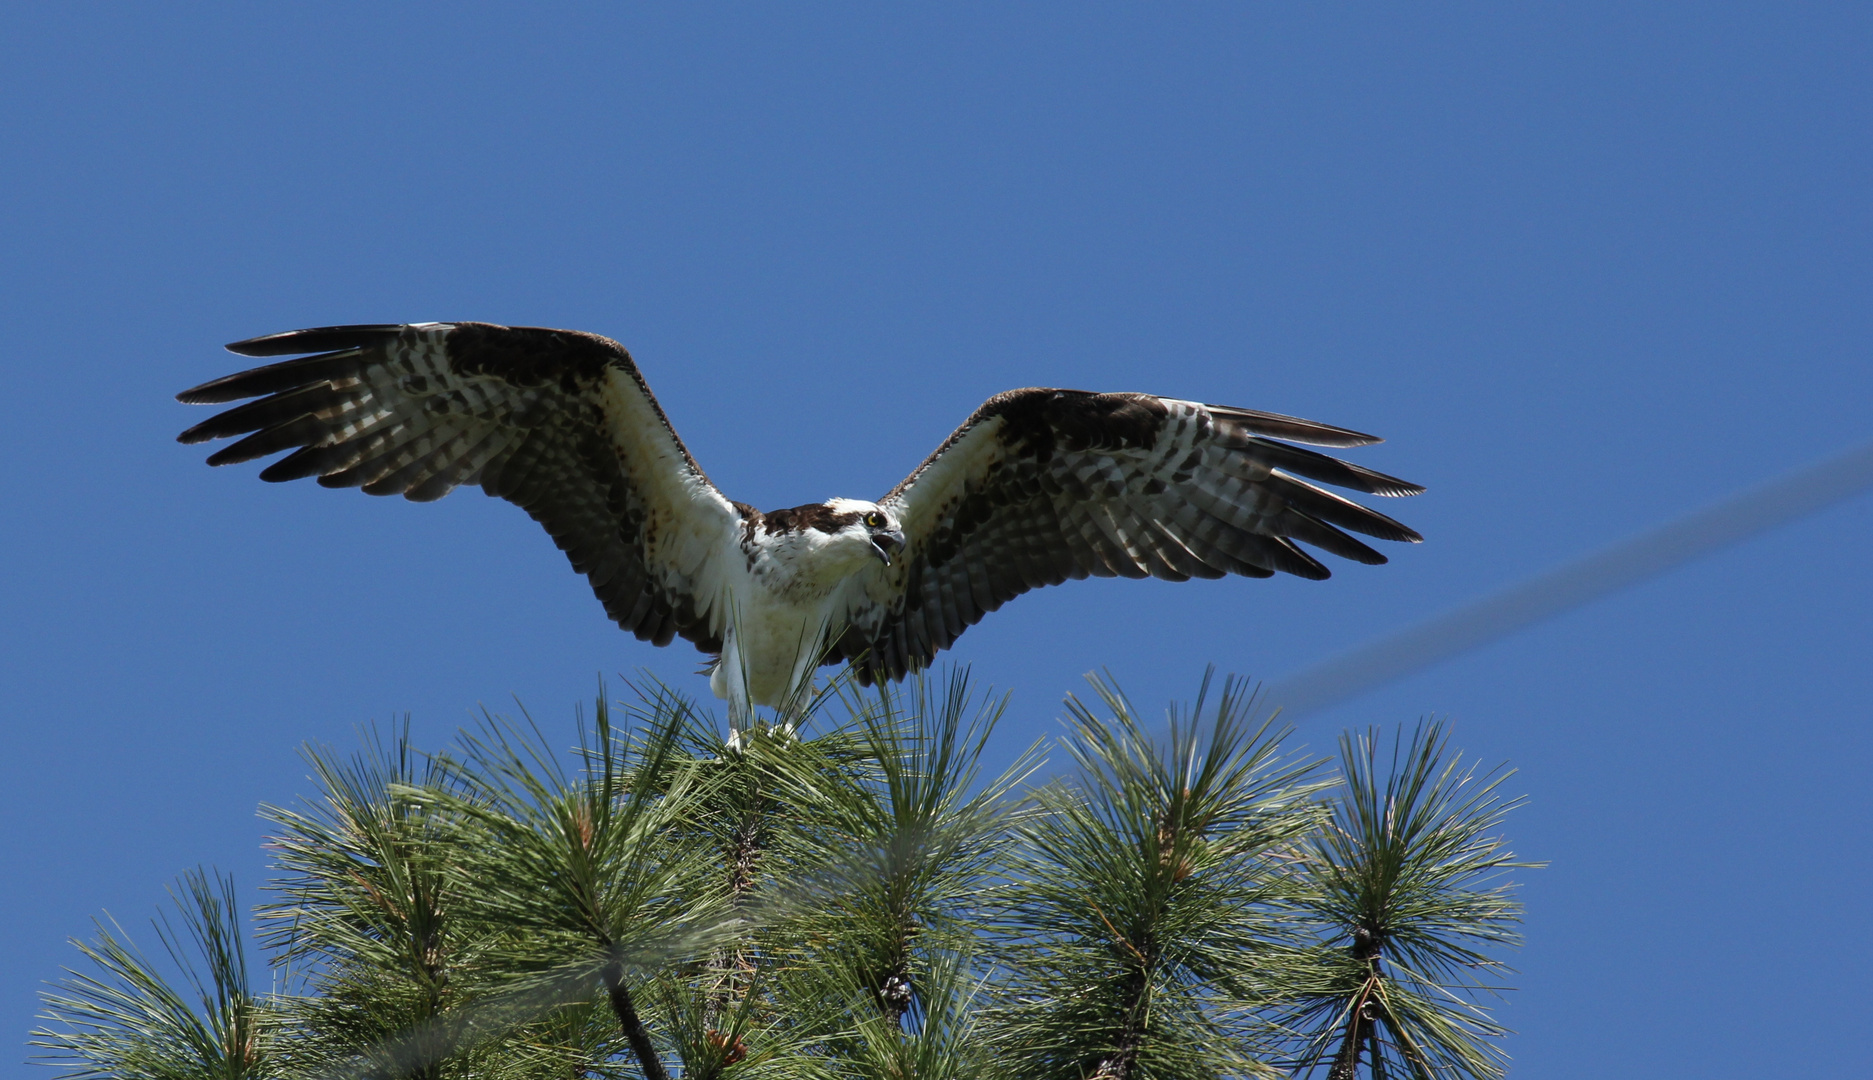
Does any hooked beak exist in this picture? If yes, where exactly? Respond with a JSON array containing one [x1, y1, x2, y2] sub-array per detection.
[[870, 528, 905, 567]]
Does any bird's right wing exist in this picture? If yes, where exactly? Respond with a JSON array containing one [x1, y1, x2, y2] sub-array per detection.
[[177, 322, 744, 651]]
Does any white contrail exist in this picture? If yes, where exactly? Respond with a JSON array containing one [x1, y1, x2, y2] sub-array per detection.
[[1266, 437, 1873, 720]]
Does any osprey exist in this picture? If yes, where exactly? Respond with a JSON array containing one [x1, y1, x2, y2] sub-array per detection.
[[178, 322, 1422, 713]]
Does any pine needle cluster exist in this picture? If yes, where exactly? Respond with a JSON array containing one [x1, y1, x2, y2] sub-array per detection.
[[33, 670, 1536, 1080]]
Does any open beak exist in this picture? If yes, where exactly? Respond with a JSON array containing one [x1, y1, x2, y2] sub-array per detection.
[[870, 529, 905, 567]]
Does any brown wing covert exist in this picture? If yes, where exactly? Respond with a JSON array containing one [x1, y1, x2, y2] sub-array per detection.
[[837, 388, 1423, 682], [177, 322, 730, 652]]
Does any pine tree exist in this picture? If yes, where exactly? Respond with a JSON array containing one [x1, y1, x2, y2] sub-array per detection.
[[33, 671, 1533, 1079]]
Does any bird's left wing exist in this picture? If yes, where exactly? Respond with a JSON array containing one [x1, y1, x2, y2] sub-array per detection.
[[177, 322, 743, 650], [831, 389, 1423, 682]]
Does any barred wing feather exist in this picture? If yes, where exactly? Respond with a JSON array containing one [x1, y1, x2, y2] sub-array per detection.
[[177, 322, 740, 651], [835, 389, 1423, 682]]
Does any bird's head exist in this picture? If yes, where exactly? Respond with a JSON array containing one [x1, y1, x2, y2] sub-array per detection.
[[825, 498, 906, 568]]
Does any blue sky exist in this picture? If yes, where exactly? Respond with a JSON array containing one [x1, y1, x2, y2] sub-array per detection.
[[3, 4, 1869, 1076]]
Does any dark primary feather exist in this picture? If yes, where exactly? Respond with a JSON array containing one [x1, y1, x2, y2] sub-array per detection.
[[1203, 404, 1386, 448], [176, 322, 727, 653], [226, 324, 408, 358], [836, 388, 1423, 683], [1224, 435, 1425, 498], [177, 352, 368, 407]]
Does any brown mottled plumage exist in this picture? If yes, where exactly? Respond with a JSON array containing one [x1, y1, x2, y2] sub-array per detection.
[[178, 321, 1422, 710]]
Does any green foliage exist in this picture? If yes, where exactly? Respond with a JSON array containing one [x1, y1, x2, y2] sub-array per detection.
[[992, 673, 1328, 1080], [33, 869, 274, 1080], [34, 672, 1534, 1080], [1285, 722, 1540, 1080]]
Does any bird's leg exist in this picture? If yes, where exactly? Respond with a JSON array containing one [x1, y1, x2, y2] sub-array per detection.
[[779, 645, 820, 729], [719, 628, 753, 737], [774, 617, 835, 731]]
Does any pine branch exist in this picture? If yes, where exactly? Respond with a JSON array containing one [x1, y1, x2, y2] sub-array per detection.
[[31, 671, 1537, 1080], [604, 973, 669, 1080]]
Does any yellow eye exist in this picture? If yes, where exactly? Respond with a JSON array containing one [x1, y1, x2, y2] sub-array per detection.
[[864, 511, 885, 528]]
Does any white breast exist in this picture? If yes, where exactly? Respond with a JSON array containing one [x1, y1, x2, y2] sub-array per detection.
[[707, 526, 878, 711]]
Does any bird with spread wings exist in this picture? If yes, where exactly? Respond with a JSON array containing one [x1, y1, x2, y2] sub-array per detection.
[[178, 322, 1422, 715]]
